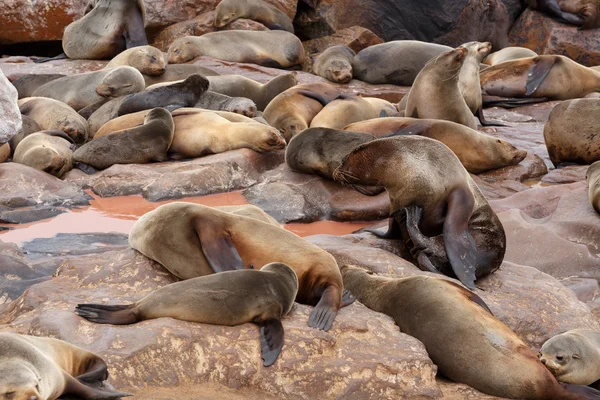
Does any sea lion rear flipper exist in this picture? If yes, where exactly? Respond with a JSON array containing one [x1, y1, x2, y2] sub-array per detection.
[[33, 53, 68, 63], [525, 57, 557, 96], [195, 221, 246, 272], [442, 187, 478, 290], [75, 304, 138, 325], [476, 106, 506, 127], [259, 319, 284, 367], [308, 286, 339, 331], [482, 97, 549, 108], [340, 289, 356, 307], [365, 216, 402, 239], [63, 370, 132, 399], [560, 383, 600, 399]]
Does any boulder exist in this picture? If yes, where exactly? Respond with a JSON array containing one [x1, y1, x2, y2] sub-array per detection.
[[302, 26, 383, 57], [0, 69, 21, 143], [509, 8, 600, 67]]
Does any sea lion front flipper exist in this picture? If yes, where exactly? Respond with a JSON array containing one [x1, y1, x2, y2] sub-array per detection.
[[476, 106, 506, 127], [308, 286, 339, 331], [63, 370, 132, 399], [75, 358, 109, 383], [536, 0, 585, 26], [525, 57, 557, 96], [446, 281, 494, 315], [443, 187, 478, 290], [365, 216, 402, 239], [560, 383, 600, 399], [340, 289, 356, 307], [195, 222, 245, 272], [259, 319, 284, 367]]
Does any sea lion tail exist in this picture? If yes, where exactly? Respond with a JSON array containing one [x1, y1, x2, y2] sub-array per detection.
[[560, 383, 600, 399], [75, 304, 138, 325]]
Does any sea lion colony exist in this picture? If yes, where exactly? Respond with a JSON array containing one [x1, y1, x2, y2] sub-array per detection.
[[1, 0, 600, 398]]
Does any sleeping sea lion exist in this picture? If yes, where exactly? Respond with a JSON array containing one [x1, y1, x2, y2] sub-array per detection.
[[142, 64, 220, 87], [19, 97, 88, 144], [483, 47, 538, 66], [104, 45, 166, 76], [311, 45, 355, 84], [525, 0, 600, 29], [215, 0, 294, 32], [310, 96, 397, 130], [14, 131, 75, 178], [11, 74, 66, 99]]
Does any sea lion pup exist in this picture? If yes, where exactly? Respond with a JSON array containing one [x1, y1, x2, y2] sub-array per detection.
[[73, 108, 174, 170], [104, 45, 166, 76], [525, 0, 600, 29], [206, 73, 298, 111], [76, 262, 298, 367], [352, 41, 452, 86], [129, 202, 354, 331], [588, 161, 600, 215], [311, 45, 355, 84], [404, 47, 477, 130], [343, 117, 527, 174], [341, 265, 600, 400], [458, 41, 495, 125], [142, 64, 220, 87], [19, 97, 89, 144], [167, 31, 306, 68], [14, 131, 75, 178], [32, 67, 145, 111], [480, 55, 600, 101], [483, 46, 538, 66], [310, 96, 398, 130], [333, 136, 505, 289], [543, 98, 600, 166], [263, 82, 345, 141], [0, 144, 9, 163], [8, 115, 41, 155], [11, 74, 66, 99], [215, 0, 294, 32], [0, 332, 130, 400], [539, 329, 600, 386]]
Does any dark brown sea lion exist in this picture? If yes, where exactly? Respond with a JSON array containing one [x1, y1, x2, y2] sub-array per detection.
[[341, 265, 600, 400], [525, 0, 600, 29], [8, 115, 41, 155], [333, 136, 506, 289], [588, 161, 600, 215], [215, 0, 294, 32], [312, 45, 355, 84], [128, 202, 355, 331]]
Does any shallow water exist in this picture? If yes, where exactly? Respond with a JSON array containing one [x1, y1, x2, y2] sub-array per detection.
[[0, 191, 372, 245]]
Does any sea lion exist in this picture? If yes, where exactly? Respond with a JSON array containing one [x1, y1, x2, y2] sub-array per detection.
[[352, 41, 452, 86], [588, 161, 600, 215], [128, 202, 354, 331], [215, 0, 294, 32], [525, 0, 600, 29], [73, 107, 174, 170], [404, 47, 478, 130], [458, 41, 493, 125], [310, 96, 398, 130], [480, 55, 600, 100], [215, 204, 280, 226], [343, 117, 527, 173], [11, 74, 66, 99], [539, 329, 600, 386], [62, 0, 147, 60], [167, 31, 305, 68], [263, 82, 345, 141], [0, 332, 130, 400], [8, 115, 41, 155], [333, 136, 505, 289], [76, 262, 297, 367], [32, 67, 145, 111], [14, 131, 75, 178], [0, 143, 9, 163], [195, 90, 258, 118], [483, 46, 539, 66], [206, 73, 298, 111], [19, 97, 88, 144], [341, 265, 600, 400], [104, 45, 166, 76], [311, 45, 355, 84], [543, 98, 600, 165], [142, 64, 220, 87]]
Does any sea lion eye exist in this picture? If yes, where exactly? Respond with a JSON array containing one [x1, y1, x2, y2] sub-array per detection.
[[5, 392, 16, 400], [151, 56, 157, 62], [572, 354, 580, 359], [556, 356, 564, 361]]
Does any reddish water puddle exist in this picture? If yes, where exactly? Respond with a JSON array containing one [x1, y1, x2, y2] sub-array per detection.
[[0, 190, 372, 245]]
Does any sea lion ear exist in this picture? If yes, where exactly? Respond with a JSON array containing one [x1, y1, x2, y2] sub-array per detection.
[[194, 218, 245, 272]]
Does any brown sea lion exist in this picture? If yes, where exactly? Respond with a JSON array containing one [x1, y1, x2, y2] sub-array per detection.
[[14, 131, 75, 178], [458, 41, 493, 125], [11, 74, 66, 99], [76, 262, 297, 367], [480, 55, 600, 100], [167, 31, 305, 68], [311, 45, 355, 84], [587, 161, 600, 215], [341, 265, 600, 400], [525, 0, 600, 29], [404, 47, 477, 129], [8, 115, 41, 155], [32, 67, 145, 111], [352, 41, 452, 86], [128, 202, 355, 331], [263, 82, 345, 141], [215, 0, 294, 32], [142, 64, 220, 87], [333, 136, 505, 289], [543, 98, 600, 165], [0, 332, 130, 400], [104, 45, 166, 76], [483, 47, 539, 66], [310, 96, 398, 130], [19, 97, 88, 144], [343, 117, 527, 173], [73, 108, 174, 170], [215, 204, 280, 226], [539, 329, 600, 386], [0, 143, 9, 163]]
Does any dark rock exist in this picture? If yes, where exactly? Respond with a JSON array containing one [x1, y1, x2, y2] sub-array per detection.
[[21, 232, 129, 259]]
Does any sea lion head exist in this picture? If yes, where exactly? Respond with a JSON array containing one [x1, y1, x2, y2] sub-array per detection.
[[0, 360, 43, 400], [428, 47, 468, 81], [324, 59, 353, 84], [214, 0, 241, 28], [493, 138, 527, 166], [539, 331, 597, 385], [253, 126, 286, 152], [461, 41, 493, 63], [225, 97, 258, 118], [96, 67, 145, 98], [167, 38, 198, 64], [129, 46, 167, 76], [55, 116, 88, 145]]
